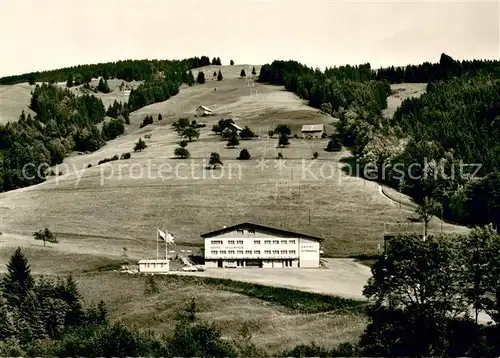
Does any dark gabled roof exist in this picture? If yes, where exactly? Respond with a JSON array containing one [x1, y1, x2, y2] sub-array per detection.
[[200, 222, 324, 242]]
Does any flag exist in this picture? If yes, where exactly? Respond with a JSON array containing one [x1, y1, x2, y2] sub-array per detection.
[[157, 229, 175, 244], [165, 231, 175, 245], [157, 229, 166, 242]]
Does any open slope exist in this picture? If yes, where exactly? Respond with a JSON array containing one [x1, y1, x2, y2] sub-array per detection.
[[0, 67, 468, 268]]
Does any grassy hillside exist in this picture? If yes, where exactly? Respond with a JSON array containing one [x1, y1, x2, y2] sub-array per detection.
[[0, 66, 467, 261]]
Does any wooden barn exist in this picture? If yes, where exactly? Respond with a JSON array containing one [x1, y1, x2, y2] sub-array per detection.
[[301, 124, 325, 139]]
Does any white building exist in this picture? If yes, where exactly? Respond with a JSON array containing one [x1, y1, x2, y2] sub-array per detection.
[[201, 222, 323, 268], [138, 259, 170, 274], [196, 105, 212, 117], [301, 124, 325, 139]]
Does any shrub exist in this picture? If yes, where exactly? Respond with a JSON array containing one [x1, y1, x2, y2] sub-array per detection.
[[174, 147, 190, 159], [134, 138, 147, 152], [293, 134, 299, 138], [313, 152, 319, 159], [120, 152, 131, 160], [268, 130, 274, 137], [238, 149, 251, 160], [321, 132, 328, 138], [87, 164, 92, 168], [325, 136, 342, 152], [239, 126, 255, 140], [179, 140, 188, 148], [111, 154, 119, 161], [140, 115, 154, 128], [277, 152, 283, 159]]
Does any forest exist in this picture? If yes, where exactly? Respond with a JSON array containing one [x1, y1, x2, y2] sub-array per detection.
[[258, 54, 500, 231]]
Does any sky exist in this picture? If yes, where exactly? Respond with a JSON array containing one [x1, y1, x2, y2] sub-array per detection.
[[0, 0, 498, 77]]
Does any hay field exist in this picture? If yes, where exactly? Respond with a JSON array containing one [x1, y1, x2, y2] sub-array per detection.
[[382, 82, 427, 119], [75, 272, 367, 353], [0, 83, 36, 124]]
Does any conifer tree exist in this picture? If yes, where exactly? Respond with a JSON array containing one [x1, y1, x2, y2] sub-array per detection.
[[217, 69, 223, 81], [55, 275, 84, 327], [230, 60, 234, 65], [15, 291, 47, 344], [188, 70, 195, 86], [197, 71, 206, 84], [1, 247, 34, 308], [66, 73, 73, 88], [252, 66, 256, 75], [97, 77, 110, 93], [0, 298, 15, 340], [240, 69, 246, 77]]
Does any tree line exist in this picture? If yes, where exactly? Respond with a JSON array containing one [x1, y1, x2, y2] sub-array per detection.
[[259, 54, 500, 232], [258, 60, 391, 118], [0, 56, 219, 85]]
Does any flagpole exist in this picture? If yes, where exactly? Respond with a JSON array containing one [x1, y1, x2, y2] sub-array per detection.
[[156, 229, 159, 260], [165, 228, 168, 260]]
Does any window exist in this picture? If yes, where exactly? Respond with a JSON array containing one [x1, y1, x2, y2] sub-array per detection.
[[237, 250, 244, 254], [289, 240, 296, 244], [289, 250, 296, 255], [281, 250, 287, 254], [245, 250, 252, 254], [254, 240, 261, 245], [228, 250, 235, 254], [264, 240, 271, 244], [236, 229, 244, 234], [228, 240, 235, 244], [220, 250, 226, 254], [272, 240, 279, 244], [272, 250, 279, 254], [254, 250, 260, 254], [264, 250, 271, 254], [248, 229, 255, 234], [211, 250, 218, 254], [281, 240, 287, 244], [211, 240, 223, 245], [237, 240, 243, 244]]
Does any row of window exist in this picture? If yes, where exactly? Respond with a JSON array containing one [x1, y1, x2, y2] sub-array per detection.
[[236, 229, 255, 234], [210, 239, 296, 245], [211, 250, 296, 255]]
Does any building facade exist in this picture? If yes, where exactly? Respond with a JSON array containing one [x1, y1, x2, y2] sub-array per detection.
[[138, 259, 170, 274], [201, 222, 322, 268]]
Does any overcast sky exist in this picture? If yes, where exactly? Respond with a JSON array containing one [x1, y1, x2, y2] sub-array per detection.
[[0, 0, 498, 77]]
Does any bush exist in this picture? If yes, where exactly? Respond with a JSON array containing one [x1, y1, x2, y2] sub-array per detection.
[[325, 136, 342, 152], [134, 138, 147, 152], [313, 152, 319, 159], [268, 130, 274, 137], [140, 115, 154, 128], [174, 147, 190, 159], [97, 156, 120, 165], [120, 152, 131, 160], [321, 132, 328, 138], [237, 149, 251, 160], [87, 164, 92, 168], [293, 134, 299, 138], [277, 152, 283, 159]]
